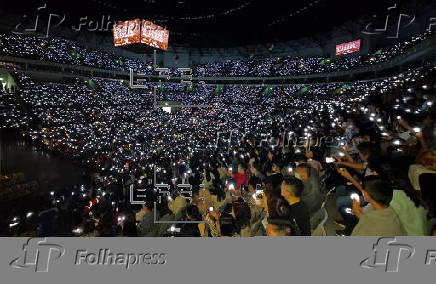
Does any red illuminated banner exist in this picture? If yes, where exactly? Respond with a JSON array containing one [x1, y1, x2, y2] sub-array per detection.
[[113, 19, 169, 51], [141, 21, 169, 51], [335, 39, 361, 55], [113, 19, 141, 47]]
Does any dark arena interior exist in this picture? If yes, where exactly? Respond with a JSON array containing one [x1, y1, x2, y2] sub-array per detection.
[[1, 0, 436, 238]]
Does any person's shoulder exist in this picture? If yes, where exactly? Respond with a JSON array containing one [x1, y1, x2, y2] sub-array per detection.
[[291, 201, 310, 213]]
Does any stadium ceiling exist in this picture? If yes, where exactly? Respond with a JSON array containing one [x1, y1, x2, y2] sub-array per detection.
[[1, 0, 418, 47]]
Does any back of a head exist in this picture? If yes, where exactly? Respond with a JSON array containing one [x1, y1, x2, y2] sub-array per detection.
[[186, 205, 202, 221], [363, 176, 393, 206], [294, 153, 308, 163], [357, 142, 373, 157], [282, 176, 304, 197], [267, 219, 293, 236], [232, 198, 251, 228], [252, 160, 263, 173], [272, 158, 284, 170], [296, 163, 311, 178]]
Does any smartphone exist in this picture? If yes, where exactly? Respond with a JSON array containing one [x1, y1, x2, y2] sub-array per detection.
[[350, 193, 360, 201], [252, 189, 264, 200], [117, 215, 125, 224], [209, 207, 214, 212], [72, 228, 83, 234], [336, 151, 345, 157], [325, 157, 336, 163]]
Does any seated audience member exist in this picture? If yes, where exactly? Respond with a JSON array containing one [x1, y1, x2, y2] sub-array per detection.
[[232, 164, 249, 190], [306, 151, 322, 173], [281, 146, 294, 165], [266, 160, 284, 194], [280, 177, 311, 236], [180, 205, 203, 237], [336, 142, 380, 177], [146, 198, 184, 237], [202, 166, 216, 191], [390, 187, 428, 236], [137, 201, 155, 237], [231, 198, 252, 237], [250, 161, 267, 181], [262, 150, 275, 174], [249, 185, 268, 236], [351, 176, 407, 236], [295, 163, 323, 214], [122, 211, 138, 237]]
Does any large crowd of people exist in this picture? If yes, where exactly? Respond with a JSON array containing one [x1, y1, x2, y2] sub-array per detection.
[[1, 56, 436, 237], [0, 29, 434, 78], [193, 29, 435, 77]]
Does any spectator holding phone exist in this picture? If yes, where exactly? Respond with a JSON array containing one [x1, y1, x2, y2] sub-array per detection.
[[351, 176, 406, 236]]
